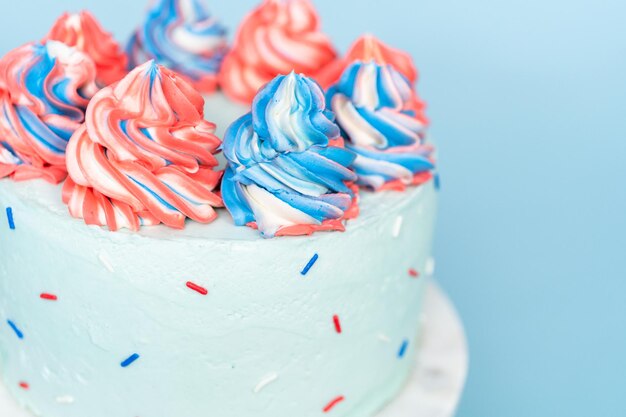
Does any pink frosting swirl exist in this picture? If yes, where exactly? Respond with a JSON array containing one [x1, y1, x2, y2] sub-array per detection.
[[219, 0, 337, 104], [44, 11, 128, 87], [0, 41, 98, 183], [318, 35, 428, 125], [63, 61, 223, 231]]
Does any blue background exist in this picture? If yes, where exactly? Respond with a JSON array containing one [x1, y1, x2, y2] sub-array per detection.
[[1, 1, 625, 416]]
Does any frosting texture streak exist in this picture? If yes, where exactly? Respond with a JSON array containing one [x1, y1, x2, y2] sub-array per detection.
[[63, 61, 223, 231], [222, 72, 358, 237]]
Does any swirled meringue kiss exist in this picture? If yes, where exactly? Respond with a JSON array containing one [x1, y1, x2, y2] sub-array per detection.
[[327, 61, 435, 191], [219, 0, 337, 104], [0, 41, 98, 183], [63, 61, 223, 232], [127, 0, 228, 94], [44, 10, 128, 87], [222, 72, 358, 238]]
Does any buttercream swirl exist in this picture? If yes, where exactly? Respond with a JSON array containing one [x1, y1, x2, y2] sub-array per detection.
[[0, 41, 98, 183], [44, 10, 128, 87], [319, 35, 417, 87], [63, 61, 223, 231], [222, 72, 358, 238], [327, 61, 435, 191], [319, 35, 428, 124], [127, 0, 228, 93], [219, 0, 337, 104]]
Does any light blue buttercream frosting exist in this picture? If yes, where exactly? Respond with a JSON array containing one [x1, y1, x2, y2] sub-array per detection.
[[0, 174, 436, 417]]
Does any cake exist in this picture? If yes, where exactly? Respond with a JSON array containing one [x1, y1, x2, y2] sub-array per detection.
[[0, 1, 439, 417]]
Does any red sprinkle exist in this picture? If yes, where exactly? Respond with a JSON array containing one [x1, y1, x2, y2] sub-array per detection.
[[408, 269, 420, 278], [40, 293, 58, 301], [18, 382, 29, 390], [323, 396, 345, 413], [186, 281, 208, 295], [333, 315, 342, 334]]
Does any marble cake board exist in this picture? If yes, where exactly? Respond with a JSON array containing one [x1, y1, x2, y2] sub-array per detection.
[[0, 282, 468, 417]]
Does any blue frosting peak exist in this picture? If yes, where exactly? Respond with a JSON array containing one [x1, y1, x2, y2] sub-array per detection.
[[252, 73, 340, 155], [327, 60, 435, 190], [127, 0, 228, 89], [222, 72, 358, 238]]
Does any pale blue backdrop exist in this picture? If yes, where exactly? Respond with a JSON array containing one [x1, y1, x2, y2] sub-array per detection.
[[1, 1, 625, 416]]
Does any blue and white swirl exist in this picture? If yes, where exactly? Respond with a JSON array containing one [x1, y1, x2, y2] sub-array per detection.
[[222, 72, 357, 238], [127, 0, 228, 91], [327, 61, 435, 190]]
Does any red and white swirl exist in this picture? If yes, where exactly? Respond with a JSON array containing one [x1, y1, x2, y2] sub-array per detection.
[[44, 11, 128, 87], [63, 61, 223, 232], [219, 0, 337, 104]]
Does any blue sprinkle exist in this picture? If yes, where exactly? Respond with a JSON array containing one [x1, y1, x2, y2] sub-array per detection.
[[7, 320, 23, 339], [120, 353, 140, 368], [300, 253, 319, 276], [398, 339, 409, 358], [6, 207, 15, 230], [434, 173, 441, 191]]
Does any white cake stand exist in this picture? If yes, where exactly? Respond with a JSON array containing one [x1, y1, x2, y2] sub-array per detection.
[[0, 282, 468, 417]]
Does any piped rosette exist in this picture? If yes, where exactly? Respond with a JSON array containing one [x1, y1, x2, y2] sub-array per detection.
[[221, 72, 358, 238], [127, 0, 228, 94], [44, 10, 128, 87], [63, 61, 223, 231], [0, 41, 98, 183], [327, 61, 435, 191], [319, 35, 428, 124], [219, 0, 337, 104]]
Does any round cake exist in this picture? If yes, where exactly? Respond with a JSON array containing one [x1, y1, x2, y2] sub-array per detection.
[[0, 1, 439, 416]]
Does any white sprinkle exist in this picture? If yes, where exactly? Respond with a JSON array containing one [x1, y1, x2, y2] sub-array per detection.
[[377, 333, 391, 343], [75, 374, 88, 385], [98, 252, 114, 273], [392, 216, 404, 238], [253, 372, 278, 393], [56, 395, 75, 404], [425, 257, 436, 276]]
